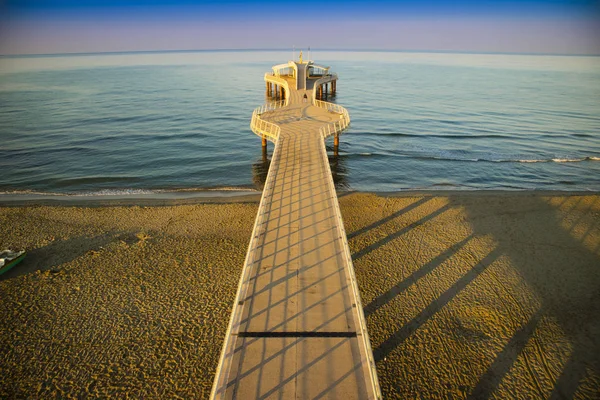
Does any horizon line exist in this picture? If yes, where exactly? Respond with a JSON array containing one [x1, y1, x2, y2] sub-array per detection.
[[2, 48, 599, 59]]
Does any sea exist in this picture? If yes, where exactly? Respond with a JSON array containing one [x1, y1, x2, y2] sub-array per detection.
[[1, 50, 599, 197]]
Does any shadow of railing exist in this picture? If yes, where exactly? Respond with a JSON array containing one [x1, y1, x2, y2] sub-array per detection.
[[343, 193, 599, 398], [348, 197, 430, 240], [468, 309, 543, 399], [373, 246, 500, 362], [454, 195, 600, 399], [351, 204, 450, 262], [363, 234, 473, 317]]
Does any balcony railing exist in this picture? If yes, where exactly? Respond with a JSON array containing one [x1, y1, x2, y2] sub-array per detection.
[[315, 100, 351, 138], [250, 101, 287, 142]]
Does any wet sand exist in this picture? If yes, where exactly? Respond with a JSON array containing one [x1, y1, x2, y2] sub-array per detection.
[[1, 192, 599, 399]]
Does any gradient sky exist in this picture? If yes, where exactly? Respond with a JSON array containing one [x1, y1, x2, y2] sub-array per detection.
[[1, 1, 599, 55]]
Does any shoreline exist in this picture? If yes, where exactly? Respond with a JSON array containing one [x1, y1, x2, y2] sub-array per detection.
[[0, 190, 262, 207], [1, 189, 598, 207]]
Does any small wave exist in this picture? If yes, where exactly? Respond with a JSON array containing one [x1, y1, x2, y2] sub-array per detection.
[[166, 187, 259, 192], [0, 186, 259, 198], [517, 157, 599, 163], [0, 190, 66, 196], [52, 176, 141, 188], [430, 182, 469, 188], [551, 158, 584, 163], [413, 155, 600, 163], [369, 132, 514, 139], [70, 188, 156, 196], [0, 188, 159, 197]]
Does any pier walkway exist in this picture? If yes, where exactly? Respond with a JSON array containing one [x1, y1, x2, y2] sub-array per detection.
[[211, 57, 381, 399]]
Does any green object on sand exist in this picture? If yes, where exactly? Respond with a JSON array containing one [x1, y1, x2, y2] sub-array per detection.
[[0, 250, 26, 275]]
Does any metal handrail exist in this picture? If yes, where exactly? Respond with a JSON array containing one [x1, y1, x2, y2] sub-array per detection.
[[264, 73, 293, 99], [316, 140, 382, 399], [315, 100, 351, 138], [250, 101, 286, 143], [255, 100, 287, 115], [210, 137, 285, 399], [311, 72, 338, 100]]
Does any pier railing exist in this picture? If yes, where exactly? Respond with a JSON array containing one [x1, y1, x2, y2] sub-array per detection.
[[314, 99, 345, 114], [210, 136, 286, 398], [250, 101, 286, 142], [315, 100, 351, 138], [312, 72, 338, 99], [264, 72, 293, 96], [316, 134, 382, 399], [254, 100, 286, 114]]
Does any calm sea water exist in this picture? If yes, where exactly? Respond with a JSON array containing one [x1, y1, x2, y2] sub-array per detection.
[[1, 51, 599, 195]]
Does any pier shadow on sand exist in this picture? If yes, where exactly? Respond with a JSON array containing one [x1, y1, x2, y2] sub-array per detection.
[[345, 194, 599, 398], [458, 196, 600, 399]]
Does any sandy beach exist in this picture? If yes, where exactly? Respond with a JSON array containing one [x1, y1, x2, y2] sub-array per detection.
[[1, 192, 599, 399]]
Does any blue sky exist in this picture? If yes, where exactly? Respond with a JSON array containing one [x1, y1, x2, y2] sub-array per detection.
[[1, 1, 599, 55]]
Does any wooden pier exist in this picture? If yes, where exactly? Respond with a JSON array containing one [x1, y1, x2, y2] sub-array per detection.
[[211, 54, 381, 399]]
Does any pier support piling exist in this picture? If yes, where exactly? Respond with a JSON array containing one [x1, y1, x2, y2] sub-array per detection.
[[262, 143, 268, 162], [262, 136, 267, 148]]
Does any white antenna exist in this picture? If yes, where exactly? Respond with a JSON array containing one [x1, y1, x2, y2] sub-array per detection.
[[308, 46, 311, 61]]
